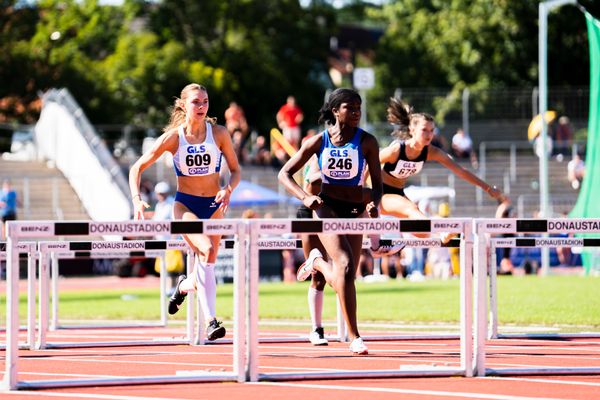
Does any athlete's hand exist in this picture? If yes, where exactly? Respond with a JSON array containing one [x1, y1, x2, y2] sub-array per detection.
[[132, 197, 149, 220], [215, 187, 232, 214], [303, 195, 323, 210], [487, 185, 506, 202], [366, 201, 379, 218]]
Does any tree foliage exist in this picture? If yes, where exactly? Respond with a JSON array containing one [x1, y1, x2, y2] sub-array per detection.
[[0, 0, 597, 136], [1, 0, 336, 136], [366, 0, 598, 123]]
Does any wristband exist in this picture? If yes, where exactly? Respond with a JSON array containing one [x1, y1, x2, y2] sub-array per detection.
[[133, 194, 141, 200]]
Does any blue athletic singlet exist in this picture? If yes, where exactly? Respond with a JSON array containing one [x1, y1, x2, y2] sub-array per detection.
[[383, 141, 428, 179], [317, 129, 367, 186], [173, 123, 222, 177]]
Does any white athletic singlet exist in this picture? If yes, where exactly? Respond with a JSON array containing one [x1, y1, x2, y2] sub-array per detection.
[[173, 123, 222, 177]]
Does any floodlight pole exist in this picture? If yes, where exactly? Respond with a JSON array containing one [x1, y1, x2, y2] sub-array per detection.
[[539, 0, 576, 275]]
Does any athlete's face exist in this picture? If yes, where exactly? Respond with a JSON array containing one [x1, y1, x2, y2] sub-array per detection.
[[183, 89, 209, 120], [334, 100, 361, 127], [411, 119, 435, 146]]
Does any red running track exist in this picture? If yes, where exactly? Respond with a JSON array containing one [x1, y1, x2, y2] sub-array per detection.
[[2, 325, 600, 400]]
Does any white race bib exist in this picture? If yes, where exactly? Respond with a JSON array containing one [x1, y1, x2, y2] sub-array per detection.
[[179, 143, 220, 176], [322, 147, 359, 180]]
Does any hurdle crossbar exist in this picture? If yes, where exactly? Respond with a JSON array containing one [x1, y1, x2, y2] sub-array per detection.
[[248, 218, 473, 382], [474, 218, 600, 377], [2, 220, 245, 390]]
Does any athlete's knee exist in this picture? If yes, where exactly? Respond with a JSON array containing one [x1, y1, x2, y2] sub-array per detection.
[[333, 253, 353, 277], [189, 241, 214, 259]]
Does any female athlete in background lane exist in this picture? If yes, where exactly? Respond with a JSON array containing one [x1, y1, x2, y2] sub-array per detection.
[[297, 155, 329, 346], [378, 98, 506, 241], [129, 83, 241, 341], [279, 88, 382, 355]]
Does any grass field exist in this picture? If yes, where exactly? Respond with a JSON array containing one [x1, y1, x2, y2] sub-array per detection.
[[1, 275, 599, 330]]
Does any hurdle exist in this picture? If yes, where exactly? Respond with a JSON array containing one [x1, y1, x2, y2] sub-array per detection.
[[488, 236, 600, 340], [35, 239, 197, 349], [474, 218, 600, 377], [2, 219, 246, 390], [0, 241, 37, 350], [252, 236, 462, 344], [35, 239, 239, 349], [247, 218, 474, 381]]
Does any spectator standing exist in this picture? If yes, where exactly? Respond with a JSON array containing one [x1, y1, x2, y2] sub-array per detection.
[[425, 202, 453, 279], [276, 95, 304, 151], [430, 127, 448, 152], [555, 116, 573, 158], [231, 129, 249, 165], [249, 135, 272, 166], [451, 128, 478, 168], [224, 102, 249, 137], [567, 153, 586, 190], [0, 179, 17, 240]]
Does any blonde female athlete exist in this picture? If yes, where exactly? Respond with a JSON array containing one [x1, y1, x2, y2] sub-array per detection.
[[279, 88, 382, 355], [129, 83, 241, 341]]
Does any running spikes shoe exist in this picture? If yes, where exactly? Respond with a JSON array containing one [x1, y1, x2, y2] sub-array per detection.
[[309, 327, 328, 346], [168, 275, 187, 315], [370, 240, 405, 258], [297, 248, 323, 281], [206, 319, 226, 341], [349, 337, 368, 355]]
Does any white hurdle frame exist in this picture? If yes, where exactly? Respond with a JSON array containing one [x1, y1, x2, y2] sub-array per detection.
[[2, 219, 246, 390], [35, 239, 195, 349], [488, 236, 600, 340], [0, 242, 37, 350], [474, 218, 600, 377], [253, 236, 463, 344], [248, 218, 473, 381]]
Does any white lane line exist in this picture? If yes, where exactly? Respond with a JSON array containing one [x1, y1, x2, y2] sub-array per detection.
[[487, 344, 600, 353], [38, 348, 234, 357], [481, 376, 600, 387], [0, 390, 184, 400], [250, 381, 572, 400], [20, 372, 122, 378]]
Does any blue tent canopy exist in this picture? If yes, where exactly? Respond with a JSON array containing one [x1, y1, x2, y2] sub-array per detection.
[[229, 180, 300, 207]]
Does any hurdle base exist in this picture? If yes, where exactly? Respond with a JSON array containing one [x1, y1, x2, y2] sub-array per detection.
[[16, 373, 239, 390], [259, 367, 466, 381], [486, 367, 600, 376], [495, 332, 600, 339], [42, 339, 190, 349]]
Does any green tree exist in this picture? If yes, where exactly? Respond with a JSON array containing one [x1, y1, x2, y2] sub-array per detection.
[[0, 0, 125, 123], [147, 0, 336, 132], [366, 0, 598, 123]]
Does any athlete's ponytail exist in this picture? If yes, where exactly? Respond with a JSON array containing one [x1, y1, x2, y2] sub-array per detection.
[[387, 97, 434, 140]]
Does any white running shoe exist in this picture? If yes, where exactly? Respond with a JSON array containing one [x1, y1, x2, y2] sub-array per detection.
[[370, 242, 405, 258], [309, 327, 328, 346], [297, 248, 322, 281], [349, 337, 368, 355]]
